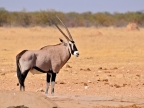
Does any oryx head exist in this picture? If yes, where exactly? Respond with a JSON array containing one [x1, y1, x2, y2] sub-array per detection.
[[52, 16, 79, 57]]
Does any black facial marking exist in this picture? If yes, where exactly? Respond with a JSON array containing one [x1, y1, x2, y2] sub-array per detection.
[[69, 43, 74, 54], [69, 41, 78, 55], [71, 41, 75, 43]]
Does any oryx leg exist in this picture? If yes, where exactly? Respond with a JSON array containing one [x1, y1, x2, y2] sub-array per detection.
[[51, 72, 56, 94], [45, 73, 51, 94], [20, 69, 29, 91]]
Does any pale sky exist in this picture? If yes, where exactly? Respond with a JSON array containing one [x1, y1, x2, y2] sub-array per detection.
[[0, 0, 144, 13]]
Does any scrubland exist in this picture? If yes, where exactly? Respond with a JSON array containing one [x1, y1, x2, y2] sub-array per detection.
[[0, 27, 144, 108]]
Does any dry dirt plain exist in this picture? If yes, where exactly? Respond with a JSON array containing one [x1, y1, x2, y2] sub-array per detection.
[[0, 27, 144, 108]]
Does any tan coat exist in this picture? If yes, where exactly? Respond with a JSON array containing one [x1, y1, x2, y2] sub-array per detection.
[[19, 43, 71, 74]]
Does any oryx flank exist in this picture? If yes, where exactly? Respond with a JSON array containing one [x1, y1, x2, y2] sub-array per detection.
[[16, 16, 79, 94]]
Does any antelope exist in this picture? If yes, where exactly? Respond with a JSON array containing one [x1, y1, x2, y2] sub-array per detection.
[[16, 16, 79, 94]]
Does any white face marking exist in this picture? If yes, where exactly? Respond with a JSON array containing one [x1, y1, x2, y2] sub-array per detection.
[[68, 41, 79, 57], [74, 51, 79, 57]]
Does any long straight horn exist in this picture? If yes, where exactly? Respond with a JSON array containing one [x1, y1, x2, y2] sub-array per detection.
[[56, 16, 73, 41], [51, 20, 70, 41]]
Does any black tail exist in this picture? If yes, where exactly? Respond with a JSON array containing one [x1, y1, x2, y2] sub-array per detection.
[[16, 50, 28, 91]]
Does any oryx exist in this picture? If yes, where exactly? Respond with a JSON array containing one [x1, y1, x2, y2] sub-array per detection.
[[16, 16, 79, 94]]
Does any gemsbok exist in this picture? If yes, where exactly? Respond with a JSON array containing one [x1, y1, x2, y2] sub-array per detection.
[[16, 16, 79, 94]]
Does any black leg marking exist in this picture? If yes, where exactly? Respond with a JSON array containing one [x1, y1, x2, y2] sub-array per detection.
[[51, 73, 56, 82], [47, 73, 51, 83], [21, 69, 29, 91], [45, 72, 57, 94], [45, 73, 51, 94], [51, 72, 56, 94]]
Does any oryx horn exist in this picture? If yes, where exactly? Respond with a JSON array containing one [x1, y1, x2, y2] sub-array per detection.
[[51, 19, 70, 41], [56, 16, 73, 41]]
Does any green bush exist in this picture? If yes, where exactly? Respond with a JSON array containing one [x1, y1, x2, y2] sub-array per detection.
[[0, 8, 144, 27]]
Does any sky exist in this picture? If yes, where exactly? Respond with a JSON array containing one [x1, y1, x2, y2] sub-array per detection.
[[0, 0, 144, 13]]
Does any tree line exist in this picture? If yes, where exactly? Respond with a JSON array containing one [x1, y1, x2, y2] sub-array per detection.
[[0, 8, 144, 27]]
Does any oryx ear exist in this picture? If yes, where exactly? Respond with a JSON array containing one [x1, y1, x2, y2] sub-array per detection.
[[59, 38, 64, 42], [59, 38, 67, 46]]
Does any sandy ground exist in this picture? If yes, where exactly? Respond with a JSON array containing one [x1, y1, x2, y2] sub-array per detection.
[[0, 27, 144, 108], [0, 90, 57, 108]]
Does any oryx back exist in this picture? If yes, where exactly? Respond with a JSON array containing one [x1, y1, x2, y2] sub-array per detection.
[[19, 43, 71, 75]]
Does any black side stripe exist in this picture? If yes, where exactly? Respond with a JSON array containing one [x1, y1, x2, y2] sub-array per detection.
[[33, 66, 53, 73]]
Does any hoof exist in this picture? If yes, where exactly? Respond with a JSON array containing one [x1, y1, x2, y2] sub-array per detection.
[[51, 92, 54, 95]]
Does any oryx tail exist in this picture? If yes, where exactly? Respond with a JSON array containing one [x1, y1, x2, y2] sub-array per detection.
[[16, 50, 28, 90]]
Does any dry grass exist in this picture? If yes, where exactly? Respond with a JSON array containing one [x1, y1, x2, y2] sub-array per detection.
[[1, 27, 144, 108], [0, 27, 144, 71]]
